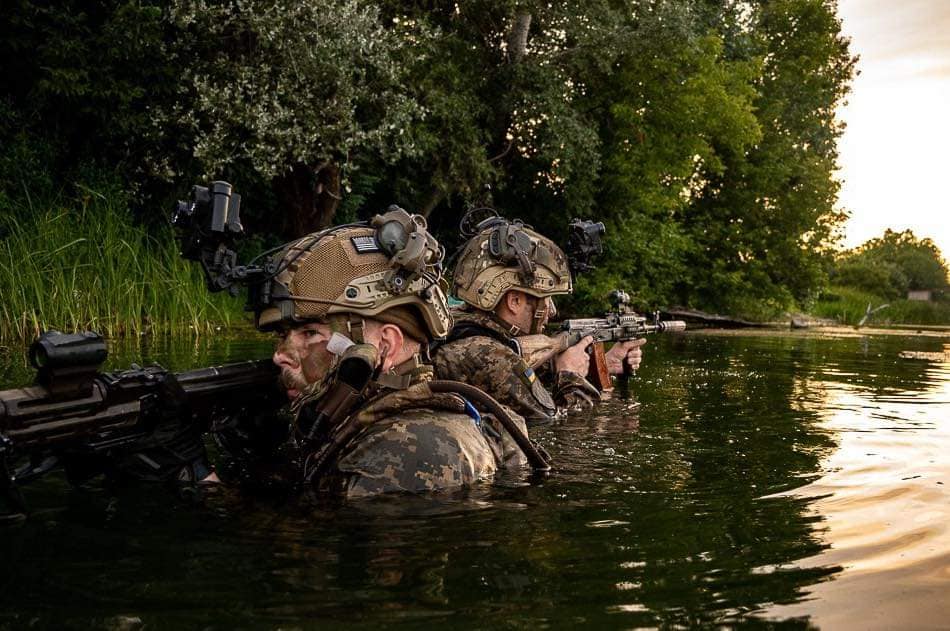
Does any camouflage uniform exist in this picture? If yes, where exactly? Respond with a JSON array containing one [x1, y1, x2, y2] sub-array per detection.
[[432, 308, 600, 424], [312, 362, 527, 498]]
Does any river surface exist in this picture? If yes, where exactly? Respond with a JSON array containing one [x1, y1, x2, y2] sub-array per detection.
[[1, 329, 948, 629]]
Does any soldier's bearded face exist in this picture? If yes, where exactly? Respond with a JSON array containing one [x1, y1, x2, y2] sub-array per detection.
[[272, 322, 336, 400]]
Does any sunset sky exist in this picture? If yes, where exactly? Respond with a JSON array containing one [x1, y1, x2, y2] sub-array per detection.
[[835, 0, 950, 257]]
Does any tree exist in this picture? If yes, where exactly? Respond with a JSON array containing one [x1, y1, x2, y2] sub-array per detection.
[[365, 0, 629, 226], [1, 1, 425, 238], [154, 0, 425, 237], [833, 229, 950, 298], [681, 0, 856, 316], [2, 0, 859, 318], [581, 2, 762, 309]]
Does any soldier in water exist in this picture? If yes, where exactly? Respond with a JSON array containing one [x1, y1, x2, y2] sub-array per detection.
[[250, 208, 534, 498], [431, 214, 645, 424]]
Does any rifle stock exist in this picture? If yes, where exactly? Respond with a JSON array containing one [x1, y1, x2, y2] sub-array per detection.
[[1, 331, 281, 517], [518, 332, 573, 370]]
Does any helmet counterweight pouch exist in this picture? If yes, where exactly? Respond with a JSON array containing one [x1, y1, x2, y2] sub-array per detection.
[[488, 222, 537, 282]]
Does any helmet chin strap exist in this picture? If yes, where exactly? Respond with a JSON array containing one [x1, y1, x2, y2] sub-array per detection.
[[377, 346, 390, 373], [530, 306, 547, 335], [528, 296, 551, 335], [326, 314, 367, 345]]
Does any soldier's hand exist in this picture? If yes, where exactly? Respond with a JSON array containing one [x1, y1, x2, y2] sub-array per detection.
[[555, 335, 594, 375], [605, 338, 647, 375]]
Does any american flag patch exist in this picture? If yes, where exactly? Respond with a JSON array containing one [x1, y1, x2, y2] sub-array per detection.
[[351, 235, 381, 253]]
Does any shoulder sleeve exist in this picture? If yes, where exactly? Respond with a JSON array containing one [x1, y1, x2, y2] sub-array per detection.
[[432, 336, 558, 422], [334, 413, 499, 497]]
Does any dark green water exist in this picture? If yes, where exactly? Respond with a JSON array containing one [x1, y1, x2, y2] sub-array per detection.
[[1, 330, 948, 629]]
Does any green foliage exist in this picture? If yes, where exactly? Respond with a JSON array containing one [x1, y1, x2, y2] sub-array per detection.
[[833, 229, 950, 297], [0, 148, 241, 341], [368, 0, 627, 216], [589, 6, 764, 314], [0, 1, 177, 176], [832, 259, 907, 299], [678, 0, 855, 315], [1, 0, 861, 324], [157, 0, 423, 181]]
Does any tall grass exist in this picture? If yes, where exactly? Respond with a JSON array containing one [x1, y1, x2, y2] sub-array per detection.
[[812, 285, 950, 326], [0, 180, 244, 342]]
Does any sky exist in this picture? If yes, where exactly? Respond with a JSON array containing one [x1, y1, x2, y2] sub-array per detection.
[[835, 0, 950, 257]]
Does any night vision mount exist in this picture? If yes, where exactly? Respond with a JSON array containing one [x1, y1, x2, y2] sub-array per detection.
[[172, 182, 446, 316], [171, 181, 271, 297], [566, 218, 605, 275], [458, 208, 539, 283], [457, 208, 606, 278]]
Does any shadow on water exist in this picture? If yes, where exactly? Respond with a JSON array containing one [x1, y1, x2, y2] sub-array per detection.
[[1, 330, 948, 629]]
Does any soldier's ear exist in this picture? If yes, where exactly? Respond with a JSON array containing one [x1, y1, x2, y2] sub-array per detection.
[[376, 323, 405, 371], [504, 290, 522, 312]]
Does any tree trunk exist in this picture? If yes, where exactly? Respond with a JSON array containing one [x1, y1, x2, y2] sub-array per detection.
[[272, 162, 342, 239], [484, 10, 532, 168], [507, 11, 532, 64], [420, 186, 446, 219]]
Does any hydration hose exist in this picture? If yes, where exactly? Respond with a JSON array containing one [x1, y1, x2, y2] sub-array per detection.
[[428, 380, 551, 472], [302, 379, 552, 484]]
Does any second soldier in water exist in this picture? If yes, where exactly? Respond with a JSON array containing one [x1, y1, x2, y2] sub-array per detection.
[[431, 214, 645, 424]]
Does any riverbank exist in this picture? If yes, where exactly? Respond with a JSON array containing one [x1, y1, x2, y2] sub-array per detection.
[[692, 324, 950, 340], [810, 285, 950, 326]]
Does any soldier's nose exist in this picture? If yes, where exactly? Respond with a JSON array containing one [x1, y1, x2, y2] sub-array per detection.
[[272, 346, 297, 369]]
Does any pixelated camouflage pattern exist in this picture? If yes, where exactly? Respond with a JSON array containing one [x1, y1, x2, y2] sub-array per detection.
[[432, 309, 601, 422], [315, 374, 528, 498], [553, 370, 601, 410]]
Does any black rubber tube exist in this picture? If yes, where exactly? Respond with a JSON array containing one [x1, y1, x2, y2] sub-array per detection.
[[428, 380, 551, 472]]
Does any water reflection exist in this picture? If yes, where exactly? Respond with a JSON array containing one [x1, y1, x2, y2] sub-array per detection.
[[1, 331, 948, 628], [768, 347, 950, 629]]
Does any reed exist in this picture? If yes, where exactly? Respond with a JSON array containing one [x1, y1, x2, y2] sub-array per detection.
[[812, 285, 950, 326], [0, 180, 244, 342]]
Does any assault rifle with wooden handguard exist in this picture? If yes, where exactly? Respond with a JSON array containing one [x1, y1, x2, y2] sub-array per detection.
[[0, 330, 282, 519], [518, 290, 686, 391]]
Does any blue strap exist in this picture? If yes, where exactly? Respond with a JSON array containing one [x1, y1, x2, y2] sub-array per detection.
[[462, 398, 482, 427]]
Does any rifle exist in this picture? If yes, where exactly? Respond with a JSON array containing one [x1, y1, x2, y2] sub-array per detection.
[[0, 330, 282, 519], [518, 290, 686, 391]]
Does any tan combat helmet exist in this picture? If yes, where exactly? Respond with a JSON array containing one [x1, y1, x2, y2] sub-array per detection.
[[452, 214, 572, 312], [255, 207, 451, 342]]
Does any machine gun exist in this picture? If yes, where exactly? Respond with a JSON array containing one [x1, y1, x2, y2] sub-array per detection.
[[0, 330, 283, 519], [518, 290, 686, 391]]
